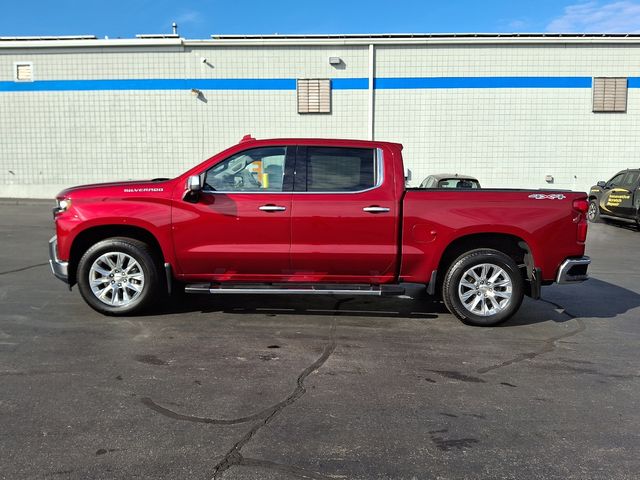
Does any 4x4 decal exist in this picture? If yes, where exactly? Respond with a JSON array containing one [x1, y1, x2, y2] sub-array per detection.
[[528, 193, 566, 200]]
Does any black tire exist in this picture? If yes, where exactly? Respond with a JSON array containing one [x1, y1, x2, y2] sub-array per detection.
[[442, 249, 524, 327], [77, 237, 161, 316], [587, 199, 601, 223]]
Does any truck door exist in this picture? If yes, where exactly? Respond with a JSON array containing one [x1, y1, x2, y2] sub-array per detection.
[[602, 171, 639, 218], [618, 170, 640, 218], [171, 146, 294, 279], [289, 145, 399, 283], [599, 172, 626, 217], [633, 174, 640, 220]]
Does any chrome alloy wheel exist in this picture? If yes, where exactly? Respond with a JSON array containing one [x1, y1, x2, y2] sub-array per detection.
[[587, 202, 597, 221], [457, 263, 513, 317], [89, 252, 145, 306]]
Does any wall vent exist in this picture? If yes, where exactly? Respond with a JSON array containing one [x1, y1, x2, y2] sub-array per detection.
[[593, 77, 627, 113], [297, 79, 331, 114], [14, 62, 33, 82]]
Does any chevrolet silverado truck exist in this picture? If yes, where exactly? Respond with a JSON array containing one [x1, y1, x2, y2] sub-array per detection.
[[49, 136, 591, 326], [588, 169, 640, 226]]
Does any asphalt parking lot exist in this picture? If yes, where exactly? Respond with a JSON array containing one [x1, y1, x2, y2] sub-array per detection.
[[1, 202, 639, 480]]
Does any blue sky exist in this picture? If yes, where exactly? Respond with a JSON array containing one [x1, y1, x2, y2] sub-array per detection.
[[2, 1, 640, 38]]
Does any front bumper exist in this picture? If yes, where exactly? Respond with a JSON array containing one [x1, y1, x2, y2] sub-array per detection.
[[48, 235, 69, 283], [556, 256, 590, 284]]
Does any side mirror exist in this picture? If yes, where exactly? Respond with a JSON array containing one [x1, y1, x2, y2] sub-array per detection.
[[187, 175, 202, 192], [184, 175, 202, 203], [597, 180, 606, 188]]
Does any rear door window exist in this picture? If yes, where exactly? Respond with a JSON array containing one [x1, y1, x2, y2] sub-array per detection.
[[621, 171, 640, 189], [303, 147, 377, 192]]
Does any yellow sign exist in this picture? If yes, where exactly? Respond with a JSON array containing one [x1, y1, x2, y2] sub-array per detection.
[[606, 188, 630, 207]]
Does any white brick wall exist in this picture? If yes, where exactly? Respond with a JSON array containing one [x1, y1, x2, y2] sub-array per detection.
[[375, 44, 640, 77], [1, 39, 639, 198], [376, 88, 640, 191]]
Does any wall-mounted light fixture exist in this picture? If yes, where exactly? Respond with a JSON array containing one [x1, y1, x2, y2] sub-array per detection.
[[545, 175, 554, 183], [329, 57, 342, 65], [191, 88, 202, 96]]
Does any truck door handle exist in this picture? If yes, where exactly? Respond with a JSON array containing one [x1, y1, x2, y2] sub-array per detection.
[[259, 205, 287, 212], [362, 206, 390, 213]]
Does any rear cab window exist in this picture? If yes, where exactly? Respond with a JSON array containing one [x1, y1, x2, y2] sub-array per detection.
[[437, 179, 480, 189]]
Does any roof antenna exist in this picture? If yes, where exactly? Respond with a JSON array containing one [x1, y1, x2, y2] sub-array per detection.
[[172, 22, 178, 35]]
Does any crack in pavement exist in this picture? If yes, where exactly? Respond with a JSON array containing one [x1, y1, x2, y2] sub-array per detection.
[[0, 262, 48, 276], [140, 397, 273, 425], [477, 298, 585, 374], [210, 317, 337, 478], [140, 298, 350, 479], [141, 299, 353, 428]]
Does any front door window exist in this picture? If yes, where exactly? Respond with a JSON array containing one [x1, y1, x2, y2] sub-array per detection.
[[204, 147, 287, 192]]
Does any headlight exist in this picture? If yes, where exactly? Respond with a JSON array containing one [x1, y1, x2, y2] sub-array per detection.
[[53, 198, 72, 217]]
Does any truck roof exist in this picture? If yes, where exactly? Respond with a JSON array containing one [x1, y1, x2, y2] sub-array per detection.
[[236, 135, 403, 150]]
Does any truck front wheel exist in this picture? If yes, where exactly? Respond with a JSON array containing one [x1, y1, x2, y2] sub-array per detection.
[[587, 200, 601, 223], [442, 249, 524, 326], [77, 237, 161, 316]]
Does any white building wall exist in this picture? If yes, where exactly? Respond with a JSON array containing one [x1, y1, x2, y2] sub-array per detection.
[[0, 45, 370, 197], [374, 44, 640, 191], [1, 38, 639, 197]]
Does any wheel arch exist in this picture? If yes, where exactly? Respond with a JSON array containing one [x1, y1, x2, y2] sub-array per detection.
[[68, 225, 165, 286], [436, 232, 533, 296]]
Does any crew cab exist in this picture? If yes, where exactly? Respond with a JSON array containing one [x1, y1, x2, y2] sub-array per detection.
[[588, 169, 640, 227], [49, 136, 591, 326]]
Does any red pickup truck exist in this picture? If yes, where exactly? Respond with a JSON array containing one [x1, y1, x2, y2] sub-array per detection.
[[49, 136, 590, 326]]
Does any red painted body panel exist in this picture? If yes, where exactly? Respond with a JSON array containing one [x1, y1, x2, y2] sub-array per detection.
[[400, 189, 587, 282], [55, 180, 176, 264], [171, 192, 292, 280], [53, 137, 587, 287], [288, 144, 400, 283]]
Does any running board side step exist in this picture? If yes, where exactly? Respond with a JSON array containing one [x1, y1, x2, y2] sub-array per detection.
[[184, 283, 405, 296]]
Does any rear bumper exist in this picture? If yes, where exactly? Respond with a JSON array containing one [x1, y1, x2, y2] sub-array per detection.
[[556, 256, 590, 284], [48, 235, 69, 283]]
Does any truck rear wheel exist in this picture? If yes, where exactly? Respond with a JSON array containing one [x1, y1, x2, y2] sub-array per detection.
[[442, 249, 524, 326], [77, 237, 161, 316]]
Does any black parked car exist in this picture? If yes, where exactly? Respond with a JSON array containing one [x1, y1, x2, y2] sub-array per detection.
[[588, 169, 640, 226]]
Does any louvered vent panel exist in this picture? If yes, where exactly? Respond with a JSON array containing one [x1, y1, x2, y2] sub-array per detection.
[[297, 79, 331, 114], [15, 63, 33, 82], [593, 77, 627, 113]]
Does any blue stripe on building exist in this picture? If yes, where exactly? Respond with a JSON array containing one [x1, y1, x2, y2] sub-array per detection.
[[1, 76, 638, 92], [0, 78, 297, 92], [374, 76, 594, 89]]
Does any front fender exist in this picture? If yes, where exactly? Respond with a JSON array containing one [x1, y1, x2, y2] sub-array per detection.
[[55, 199, 174, 265]]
